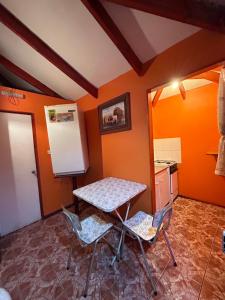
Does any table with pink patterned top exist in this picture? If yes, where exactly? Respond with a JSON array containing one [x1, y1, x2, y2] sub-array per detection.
[[73, 177, 147, 264]]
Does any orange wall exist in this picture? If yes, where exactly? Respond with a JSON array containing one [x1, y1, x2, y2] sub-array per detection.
[[77, 108, 103, 187], [152, 83, 225, 207], [76, 30, 225, 214], [0, 86, 74, 216], [78, 75, 152, 214], [1, 29, 225, 216]]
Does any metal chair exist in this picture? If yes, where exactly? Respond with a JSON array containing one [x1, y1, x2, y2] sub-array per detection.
[[0, 288, 12, 300], [62, 207, 113, 297], [123, 202, 177, 296]]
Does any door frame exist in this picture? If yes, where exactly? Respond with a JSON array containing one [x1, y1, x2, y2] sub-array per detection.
[[0, 109, 44, 218], [146, 60, 225, 213]]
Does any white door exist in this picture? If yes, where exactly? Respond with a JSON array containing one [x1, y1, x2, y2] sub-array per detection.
[[0, 112, 41, 236]]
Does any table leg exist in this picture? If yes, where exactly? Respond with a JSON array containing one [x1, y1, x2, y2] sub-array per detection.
[[72, 176, 79, 214], [120, 228, 125, 257], [110, 232, 123, 265], [111, 202, 131, 265], [120, 202, 131, 257]]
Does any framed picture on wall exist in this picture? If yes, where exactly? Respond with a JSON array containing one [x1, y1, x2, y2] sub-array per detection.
[[98, 92, 131, 134]]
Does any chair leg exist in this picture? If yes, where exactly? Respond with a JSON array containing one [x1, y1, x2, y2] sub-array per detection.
[[137, 237, 157, 296], [102, 237, 116, 256], [83, 240, 98, 297], [162, 230, 177, 266], [67, 242, 73, 270]]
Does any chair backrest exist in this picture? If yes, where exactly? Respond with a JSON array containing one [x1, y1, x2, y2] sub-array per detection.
[[0, 288, 12, 300], [62, 207, 82, 240], [152, 201, 173, 242]]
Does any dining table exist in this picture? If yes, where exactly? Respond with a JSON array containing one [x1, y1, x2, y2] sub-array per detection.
[[73, 176, 147, 264]]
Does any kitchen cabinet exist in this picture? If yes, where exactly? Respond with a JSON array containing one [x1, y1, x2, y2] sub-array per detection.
[[155, 168, 170, 211], [44, 103, 89, 176], [171, 171, 178, 201]]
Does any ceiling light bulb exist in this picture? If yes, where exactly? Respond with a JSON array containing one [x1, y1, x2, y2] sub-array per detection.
[[171, 80, 179, 89]]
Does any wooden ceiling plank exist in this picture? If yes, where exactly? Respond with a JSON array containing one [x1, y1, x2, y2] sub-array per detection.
[[211, 66, 222, 72], [192, 71, 219, 83], [0, 55, 62, 98], [179, 82, 186, 100], [152, 88, 163, 107], [81, 0, 145, 75], [105, 0, 225, 34], [207, 71, 220, 83], [0, 3, 98, 98]]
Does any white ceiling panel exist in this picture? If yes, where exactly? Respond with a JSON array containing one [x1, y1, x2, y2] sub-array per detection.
[[0, 24, 87, 100], [0, 64, 42, 93], [0, 0, 130, 88], [102, 1, 200, 63]]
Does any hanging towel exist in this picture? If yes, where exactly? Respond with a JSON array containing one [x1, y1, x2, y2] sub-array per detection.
[[215, 68, 225, 176], [218, 68, 225, 135], [215, 136, 225, 176]]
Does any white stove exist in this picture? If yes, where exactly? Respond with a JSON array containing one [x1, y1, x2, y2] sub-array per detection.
[[154, 160, 178, 200], [154, 160, 177, 174], [154, 160, 176, 164]]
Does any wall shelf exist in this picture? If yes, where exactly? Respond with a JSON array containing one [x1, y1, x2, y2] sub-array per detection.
[[206, 151, 218, 156]]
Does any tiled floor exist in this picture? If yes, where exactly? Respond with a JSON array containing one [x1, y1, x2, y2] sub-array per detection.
[[0, 197, 225, 299]]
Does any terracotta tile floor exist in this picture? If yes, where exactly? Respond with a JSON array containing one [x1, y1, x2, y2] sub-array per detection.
[[0, 197, 225, 299]]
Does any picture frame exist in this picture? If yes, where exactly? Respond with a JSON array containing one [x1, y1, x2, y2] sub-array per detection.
[[98, 92, 131, 134]]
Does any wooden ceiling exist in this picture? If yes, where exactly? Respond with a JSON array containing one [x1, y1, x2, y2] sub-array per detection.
[[0, 0, 224, 99], [0, 54, 61, 97], [0, 3, 98, 98], [151, 68, 222, 106], [104, 0, 225, 34]]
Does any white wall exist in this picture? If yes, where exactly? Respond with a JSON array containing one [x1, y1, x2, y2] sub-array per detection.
[[154, 137, 182, 162]]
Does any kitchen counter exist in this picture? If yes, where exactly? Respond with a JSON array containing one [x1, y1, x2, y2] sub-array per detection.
[[154, 165, 169, 175]]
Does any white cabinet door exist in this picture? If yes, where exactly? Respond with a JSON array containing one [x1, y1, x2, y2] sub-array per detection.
[[155, 180, 161, 211], [155, 168, 170, 211]]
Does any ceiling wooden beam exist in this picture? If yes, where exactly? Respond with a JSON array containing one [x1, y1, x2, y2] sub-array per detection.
[[105, 0, 225, 34], [179, 82, 186, 100], [81, 0, 145, 75], [0, 55, 62, 98], [192, 71, 220, 83], [204, 71, 220, 83], [152, 88, 163, 107], [0, 3, 98, 98], [211, 66, 222, 72]]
